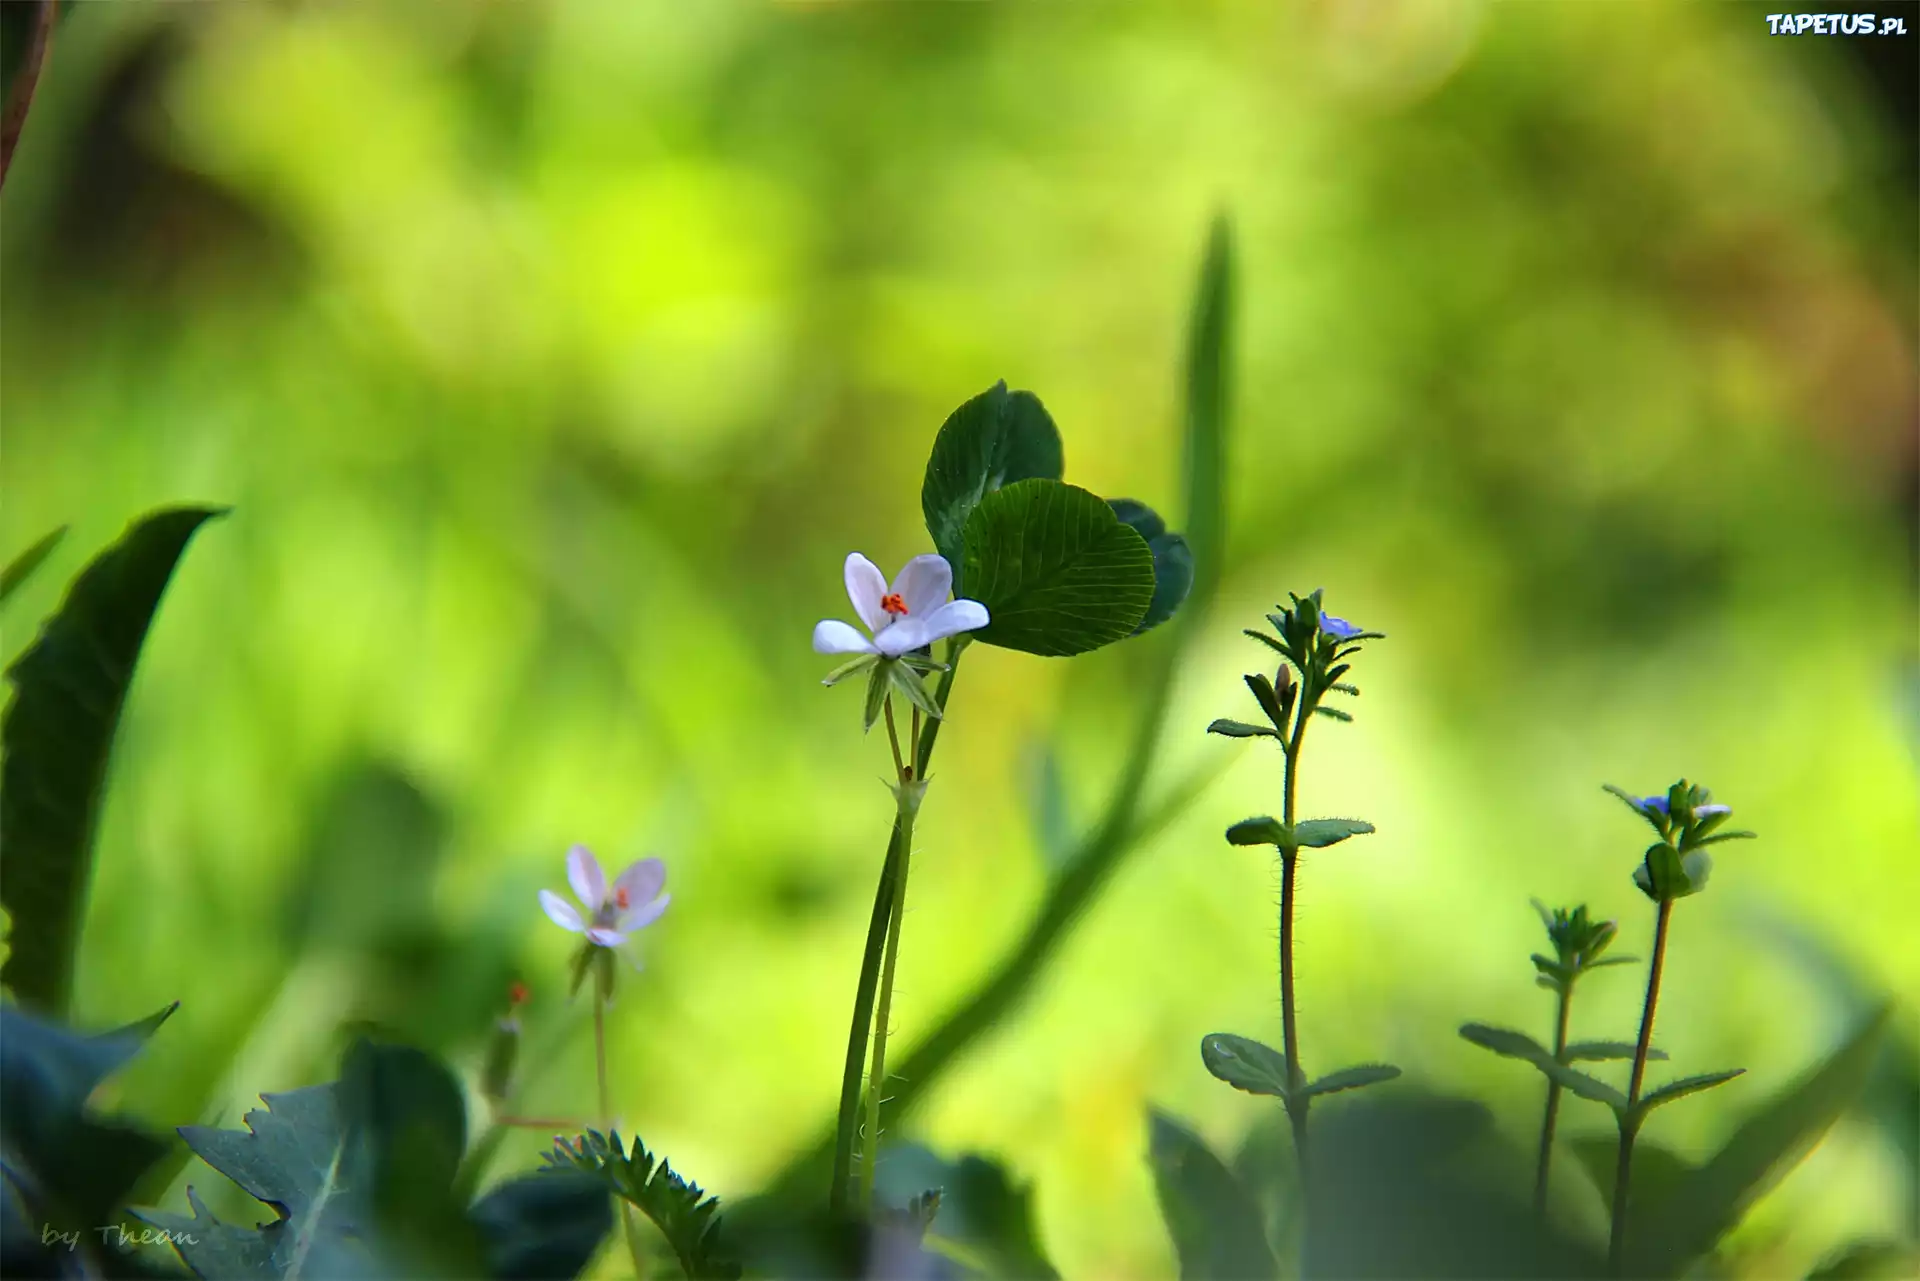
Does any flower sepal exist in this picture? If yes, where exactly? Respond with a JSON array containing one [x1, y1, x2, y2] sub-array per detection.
[[861, 655, 944, 732], [821, 654, 880, 688], [1634, 842, 1713, 902]]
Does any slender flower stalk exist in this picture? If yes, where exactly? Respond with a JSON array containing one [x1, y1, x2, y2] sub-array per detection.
[[1276, 681, 1310, 1167], [816, 553, 987, 1212]]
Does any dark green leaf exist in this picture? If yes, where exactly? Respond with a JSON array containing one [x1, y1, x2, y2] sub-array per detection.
[[1200, 1033, 1292, 1099], [0, 1006, 172, 1237], [1312, 705, 1353, 722], [1109, 499, 1193, 635], [470, 1170, 613, 1281], [1567, 1134, 1695, 1208], [1, 507, 225, 1015], [1806, 1240, 1920, 1280], [863, 661, 889, 733], [99, 1001, 181, 1047], [960, 480, 1155, 656], [875, 1149, 1058, 1280], [1206, 719, 1276, 739], [1629, 1007, 1892, 1277], [1565, 1041, 1666, 1063], [1224, 817, 1285, 847], [0, 525, 65, 608], [1242, 673, 1286, 730], [1300, 1064, 1400, 1098], [1633, 1069, 1745, 1119], [544, 1130, 739, 1280], [339, 1040, 479, 1274], [1180, 215, 1230, 612], [1291, 817, 1374, 848], [921, 382, 1065, 585], [1147, 1110, 1277, 1280]]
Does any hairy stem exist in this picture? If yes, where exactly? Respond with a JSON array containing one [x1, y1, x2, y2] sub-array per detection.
[[1610, 898, 1674, 1272], [1279, 692, 1312, 1168], [829, 641, 965, 1212], [1534, 983, 1574, 1214]]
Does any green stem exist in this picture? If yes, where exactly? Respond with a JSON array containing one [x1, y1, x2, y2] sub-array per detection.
[[829, 641, 966, 1212], [596, 964, 649, 1281], [1610, 897, 1673, 1273], [1534, 982, 1573, 1214], [860, 772, 918, 1207], [1279, 690, 1312, 1169]]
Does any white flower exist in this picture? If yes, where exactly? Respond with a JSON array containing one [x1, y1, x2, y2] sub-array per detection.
[[540, 845, 669, 948], [812, 553, 988, 659]]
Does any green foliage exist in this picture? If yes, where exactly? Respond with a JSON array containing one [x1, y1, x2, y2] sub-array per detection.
[[1180, 216, 1231, 611], [0, 525, 65, 608], [1635, 1069, 1745, 1118], [1529, 901, 1635, 996], [1, 506, 224, 1015], [1200, 1033, 1293, 1099], [1224, 816, 1286, 848], [1623, 1006, 1893, 1277], [1290, 818, 1375, 849], [1108, 498, 1194, 635], [959, 479, 1156, 657], [1205, 718, 1276, 739], [921, 382, 1065, 583], [1299, 1064, 1402, 1099], [875, 1146, 1060, 1280], [544, 1129, 738, 1281], [0, 1005, 175, 1276], [1805, 1240, 1920, 1280], [1146, 1111, 1276, 1281], [1458, 1023, 1630, 1113], [1565, 1040, 1664, 1063], [137, 1038, 607, 1280]]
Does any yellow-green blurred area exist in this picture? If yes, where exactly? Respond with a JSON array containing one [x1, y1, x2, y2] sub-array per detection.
[[2, 0, 1916, 1275]]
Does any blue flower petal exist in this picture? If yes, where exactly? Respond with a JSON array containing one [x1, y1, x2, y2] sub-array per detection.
[[1321, 614, 1363, 640]]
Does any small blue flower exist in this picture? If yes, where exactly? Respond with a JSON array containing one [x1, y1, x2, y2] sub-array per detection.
[[1636, 795, 1671, 817], [1321, 614, 1363, 640]]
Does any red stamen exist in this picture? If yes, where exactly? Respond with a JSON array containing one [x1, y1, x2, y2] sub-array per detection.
[[508, 980, 530, 1006], [881, 592, 909, 616], [615, 887, 631, 910]]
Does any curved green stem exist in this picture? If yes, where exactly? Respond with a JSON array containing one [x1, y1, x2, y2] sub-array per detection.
[[595, 963, 649, 1281]]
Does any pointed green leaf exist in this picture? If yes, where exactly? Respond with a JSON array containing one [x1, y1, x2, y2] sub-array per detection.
[[921, 382, 1065, 585], [1459, 1023, 1628, 1112], [1180, 215, 1230, 612], [1633, 1069, 1745, 1119], [887, 660, 944, 722], [1300, 1064, 1400, 1099], [2, 506, 225, 1015], [960, 479, 1155, 656], [470, 1170, 613, 1281], [1224, 817, 1286, 848], [1147, 1110, 1277, 1280], [1565, 1041, 1667, 1063], [545, 1129, 740, 1280], [1242, 673, 1286, 730], [1200, 1033, 1292, 1099], [863, 663, 889, 733], [1206, 719, 1276, 739], [0, 525, 66, 608], [820, 654, 876, 687], [1312, 705, 1353, 722], [1290, 818, 1374, 848], [1629, 1007, 1891, 1277]]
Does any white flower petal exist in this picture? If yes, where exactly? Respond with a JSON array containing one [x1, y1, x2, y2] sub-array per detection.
[[814, 620, 879, 655], [611, 858, 666, 913], [845, 553, 889, 634], [540, 890, 584, 932], [585, 926, 628, 948], [620, 892, 670, 933], [915, 598, 989, 645], [874, 617, 929, 657], [891, 554, 953, 620], [566, 845, 605, 910]]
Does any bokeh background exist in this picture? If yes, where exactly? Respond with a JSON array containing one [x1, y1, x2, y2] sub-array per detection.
[[2, 1, 1915, 1276]]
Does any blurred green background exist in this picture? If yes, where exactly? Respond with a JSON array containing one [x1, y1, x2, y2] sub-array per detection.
[[2, 1, 1915, 1276]]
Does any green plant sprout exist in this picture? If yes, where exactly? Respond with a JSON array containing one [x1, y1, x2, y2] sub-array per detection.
[[1461, 903, 1650, 1214], [1200, 592, 1400, 1184]]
